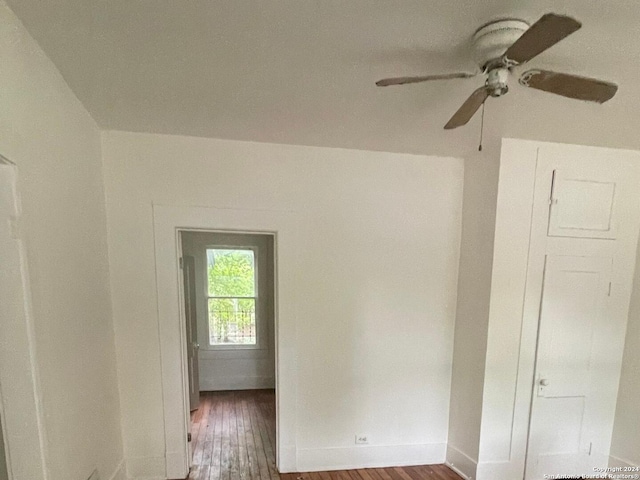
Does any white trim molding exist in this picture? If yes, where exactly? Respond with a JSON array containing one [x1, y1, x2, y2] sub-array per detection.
[[446, 444, 477, 480], [152, 204, 300, 479], [125, 455, 167, 480], [296, 443, 446, 472], [609, 455, 638, 470], [198, 375, 275, 391], [0, 163, 50, 480]]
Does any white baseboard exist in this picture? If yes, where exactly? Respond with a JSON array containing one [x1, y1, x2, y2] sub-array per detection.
[[278, 444, 297, 473], [446, 445, 477, 480], [125, 455, 166, 480], [108, 459, 126, 480], [199, 375, 275, 391], [475, 460, 520, 480], [609, 454, 638, 469], [296, 443, 446, 472]]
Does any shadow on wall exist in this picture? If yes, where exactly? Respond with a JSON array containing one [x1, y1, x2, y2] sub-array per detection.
[[0, 415, 8, 480]]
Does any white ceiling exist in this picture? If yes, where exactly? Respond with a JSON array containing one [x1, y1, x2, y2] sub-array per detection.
[[7, 0, 640, 157]]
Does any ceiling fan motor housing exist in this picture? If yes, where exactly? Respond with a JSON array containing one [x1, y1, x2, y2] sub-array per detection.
[[472, 19, 530, 69], [487, 68, 510, 96]]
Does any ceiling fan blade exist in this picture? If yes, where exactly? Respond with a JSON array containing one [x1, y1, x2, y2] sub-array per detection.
[[376, 72, 475, 87], [520, 69, 618, 103], [503, 13, 581, 64], [444, 86, 490, 130]]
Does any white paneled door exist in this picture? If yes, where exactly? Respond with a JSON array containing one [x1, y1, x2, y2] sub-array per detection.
[[182, 255, 200, 412], [524, 146, 640, 480], [526, 255, 612, 479]]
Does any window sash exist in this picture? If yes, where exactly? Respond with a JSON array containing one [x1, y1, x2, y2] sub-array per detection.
[[206, 248, 256, 297], [207, 296, 257, 346]]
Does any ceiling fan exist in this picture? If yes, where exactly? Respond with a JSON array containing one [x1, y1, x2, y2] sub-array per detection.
[[376, 14, 618, 129]]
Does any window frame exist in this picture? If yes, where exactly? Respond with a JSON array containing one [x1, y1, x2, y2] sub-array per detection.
[[204, 245, 261, 350]]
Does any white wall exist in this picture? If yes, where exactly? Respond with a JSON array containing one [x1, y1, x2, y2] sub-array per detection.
[[0, 3, 124, 480], [181, 231, 276, 391], [446, 143, 500, 479], [102, 130, 463, 477], [610, 235, 640, 468]]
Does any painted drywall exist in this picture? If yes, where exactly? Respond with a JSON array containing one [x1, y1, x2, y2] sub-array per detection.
[[0, 3, 123, 480], [101, 130, 463, 476], [611, 235, 640, 468], [445, 142, 500, 479], [181, 231, 275, 391]]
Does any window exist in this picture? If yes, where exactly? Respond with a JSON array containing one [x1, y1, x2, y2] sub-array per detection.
[[206, 248, 257, 346]]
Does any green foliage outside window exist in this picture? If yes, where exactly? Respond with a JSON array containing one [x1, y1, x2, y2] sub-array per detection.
[[207, 249, 256, 345]]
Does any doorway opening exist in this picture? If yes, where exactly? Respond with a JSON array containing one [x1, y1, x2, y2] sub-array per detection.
[[179, 231, 277, 479]]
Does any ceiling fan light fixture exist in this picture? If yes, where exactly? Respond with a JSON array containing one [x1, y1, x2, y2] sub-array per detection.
[[486, 68, 509, 96]]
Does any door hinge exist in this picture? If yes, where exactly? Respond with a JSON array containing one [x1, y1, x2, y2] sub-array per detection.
[[608, 282, 612, 296], [179, 257, 183, 269], [588, 442, 593, 456], [187, 432, 192, 442]]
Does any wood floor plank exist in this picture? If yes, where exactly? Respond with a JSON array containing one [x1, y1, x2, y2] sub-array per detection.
[[188, 391, 462, 480], [248, 394, 272, 480], [428, 465, 452, 480], [404, 467, 431, 480], [347, 470, 362, 480], [221, 392, 233, 480], [250, 391, 278, 478], [383, 468, 405, 480], [209, 393, 224, 480], [392, 467, 415, 480], [356, 470, 376, 480], [365, 470, 386, 480], [241, 394, 262, 480], [235, 392, 251, 480], [317, 470, 332, 480]]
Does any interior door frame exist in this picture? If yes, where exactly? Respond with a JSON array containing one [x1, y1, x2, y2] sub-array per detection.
[[0, 158, 49, 480], [153, 204, 300, 479]]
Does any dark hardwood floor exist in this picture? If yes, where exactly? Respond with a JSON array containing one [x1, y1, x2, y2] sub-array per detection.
[[188, 390, 462, 480]]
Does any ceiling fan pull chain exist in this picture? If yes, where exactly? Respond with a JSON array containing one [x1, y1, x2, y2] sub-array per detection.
[[478, 102, 485, 152]]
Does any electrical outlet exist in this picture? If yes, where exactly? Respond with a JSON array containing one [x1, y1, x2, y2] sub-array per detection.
[[87, 469, 100, 480], [355, 434, 369, 445]]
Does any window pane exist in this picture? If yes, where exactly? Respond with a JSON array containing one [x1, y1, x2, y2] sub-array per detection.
[[207, 249, 255, 297], [208, 297, 256, 345]]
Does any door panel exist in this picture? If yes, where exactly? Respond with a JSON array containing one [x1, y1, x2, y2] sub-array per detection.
[[526, 255, 612, 479], [548, 171, 618, 239], [182, 255, 200, 412]]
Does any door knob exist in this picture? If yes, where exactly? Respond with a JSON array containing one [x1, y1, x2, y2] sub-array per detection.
[[540, 378, 550, 386]]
